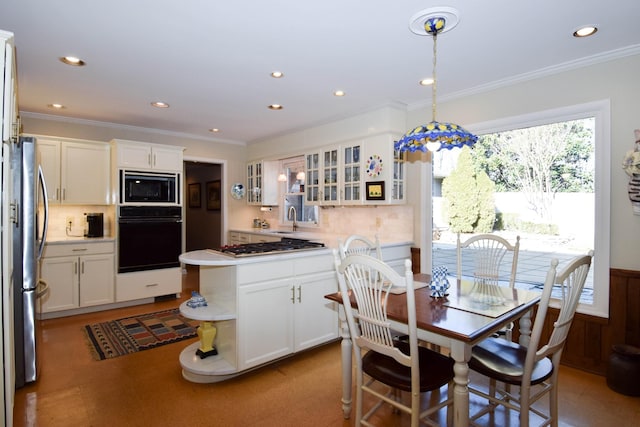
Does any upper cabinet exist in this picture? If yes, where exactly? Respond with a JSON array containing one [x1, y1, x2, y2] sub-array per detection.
[[37, 137, 111, 205], [246, 160, 279, 206], [111, 139, 184, 172], [304, 133, 405, 206]]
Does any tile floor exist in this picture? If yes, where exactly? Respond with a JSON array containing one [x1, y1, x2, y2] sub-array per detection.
[[13, 266, 638, 426]]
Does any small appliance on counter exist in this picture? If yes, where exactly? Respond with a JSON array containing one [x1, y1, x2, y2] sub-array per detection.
[[85, 212, 104, 238]]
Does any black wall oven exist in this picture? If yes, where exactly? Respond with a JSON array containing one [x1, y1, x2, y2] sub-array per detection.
[[118, 206, 182, 273]]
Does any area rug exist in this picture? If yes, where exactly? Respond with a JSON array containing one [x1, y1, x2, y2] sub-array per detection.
[[83, 308, 199, 361]]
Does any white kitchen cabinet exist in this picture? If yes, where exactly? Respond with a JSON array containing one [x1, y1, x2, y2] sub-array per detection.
[[304, 133, 405, 206], [237, 278, 295, 369], [36, 137, 111, 205], [305, 146, 339, 205], [115, 267, 181, 302], [111, 139, 184, 172], [40, 241, 115, 313], [246, 160, 279, 206], [361, 133, 406, 205], [236, 255, 338, 371], [228, 231, 280, 245]]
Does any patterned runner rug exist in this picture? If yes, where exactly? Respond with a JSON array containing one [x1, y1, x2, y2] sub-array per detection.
[[83, 308, 199, 360]]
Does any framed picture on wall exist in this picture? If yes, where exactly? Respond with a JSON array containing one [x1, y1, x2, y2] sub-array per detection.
[[207, 180, 221, 210], [188, 183, 201, 208], [365, 181, 385, 201]]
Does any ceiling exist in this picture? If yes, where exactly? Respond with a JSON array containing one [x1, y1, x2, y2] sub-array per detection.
[[2, 1, 639, 145]]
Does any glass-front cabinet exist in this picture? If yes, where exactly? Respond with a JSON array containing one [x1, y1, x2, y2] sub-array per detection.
[[305, 152, 320, 204], [304, 133, 405, 206], [247, 160, 279, 206], [341, 143, 361, 205], [321, 146, 339, 204]]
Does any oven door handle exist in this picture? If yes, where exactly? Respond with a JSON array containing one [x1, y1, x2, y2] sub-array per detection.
[[118, 219, 183, 224]]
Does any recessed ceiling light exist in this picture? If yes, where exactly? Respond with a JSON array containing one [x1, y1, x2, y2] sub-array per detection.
[[47, 103, 65, 109], [573, 25, 598, 37], [334, 90, 345, 97], [268, 104, 283, 110], [209, 128, 220, 133], [419, 78, 434, 86], [59, 56, 86, 66], [271, 71, 284, 78], [151, 101, 170, 108]]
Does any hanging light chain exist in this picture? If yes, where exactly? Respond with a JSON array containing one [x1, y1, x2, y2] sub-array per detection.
[[431, 31, 438, 123]]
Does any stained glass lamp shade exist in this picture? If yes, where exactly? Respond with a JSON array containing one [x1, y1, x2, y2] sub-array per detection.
[[394, 15, 478, 153]]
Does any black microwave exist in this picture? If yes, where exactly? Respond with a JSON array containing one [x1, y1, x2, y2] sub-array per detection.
[[120, 170, 180, 204]]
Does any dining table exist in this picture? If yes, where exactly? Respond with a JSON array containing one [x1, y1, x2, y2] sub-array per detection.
[[324, 273, 542, 427]]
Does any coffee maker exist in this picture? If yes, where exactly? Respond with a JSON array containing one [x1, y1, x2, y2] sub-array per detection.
[[85, 213, 104, 238]]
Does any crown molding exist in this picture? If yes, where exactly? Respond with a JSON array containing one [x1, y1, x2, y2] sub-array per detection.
[[408, 44, 640, 110], [19, 111, 247, 146]]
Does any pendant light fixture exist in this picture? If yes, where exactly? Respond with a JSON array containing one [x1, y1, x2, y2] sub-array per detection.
[[395, 7, 478, 153]]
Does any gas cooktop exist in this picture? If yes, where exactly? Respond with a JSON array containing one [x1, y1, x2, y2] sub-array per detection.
[[211, 238, 325, 257]]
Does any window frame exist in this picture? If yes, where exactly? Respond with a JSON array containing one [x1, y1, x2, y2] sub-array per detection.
[[466, 99, 611, 318]]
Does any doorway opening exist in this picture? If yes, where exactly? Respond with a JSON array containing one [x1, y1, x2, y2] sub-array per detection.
[[185, 161, 223, 251]]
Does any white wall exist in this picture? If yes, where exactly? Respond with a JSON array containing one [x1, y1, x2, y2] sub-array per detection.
[[410, 54, 639, 270]]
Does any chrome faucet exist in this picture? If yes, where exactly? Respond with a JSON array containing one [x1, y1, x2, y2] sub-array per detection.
[[288, 206, 298, 232]]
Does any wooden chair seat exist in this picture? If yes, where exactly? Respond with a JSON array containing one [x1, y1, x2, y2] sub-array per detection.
[[363, 342, 454, 393], [469, 337, 553, 386]]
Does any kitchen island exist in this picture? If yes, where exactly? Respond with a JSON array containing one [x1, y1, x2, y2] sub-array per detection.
[[178, 240, 411, 383]]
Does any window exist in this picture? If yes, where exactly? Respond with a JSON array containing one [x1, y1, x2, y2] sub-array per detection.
[[433, 100, 610, 317], [281, 156, 319, 227]]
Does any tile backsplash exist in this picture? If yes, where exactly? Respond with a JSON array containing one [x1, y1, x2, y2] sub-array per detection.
[[46, 205, 115, 239]]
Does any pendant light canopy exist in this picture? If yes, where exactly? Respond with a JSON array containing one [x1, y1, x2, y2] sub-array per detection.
[[394, 7, 478, 153]]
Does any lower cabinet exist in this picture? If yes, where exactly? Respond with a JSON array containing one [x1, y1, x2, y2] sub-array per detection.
[[40, 241, 115, 313], [115, 267, 181, 302], [236, 255, 338, 371]]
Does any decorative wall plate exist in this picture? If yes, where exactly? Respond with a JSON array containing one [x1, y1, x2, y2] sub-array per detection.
[[230, 183, 245, 200], [366, 154, 383, 177]]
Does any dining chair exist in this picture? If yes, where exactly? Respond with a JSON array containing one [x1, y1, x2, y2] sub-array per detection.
[[338, 234, 383, 260], [457, 233, 521, 340], [468, 252, 593, 427], [333, 250, 454, 427]]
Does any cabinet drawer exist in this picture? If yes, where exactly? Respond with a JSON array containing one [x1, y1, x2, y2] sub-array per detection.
[[293, 253, 333, 275], [115, 267, 181, 302], [237, 260, 294, 284], [43, 241, 114, 258]]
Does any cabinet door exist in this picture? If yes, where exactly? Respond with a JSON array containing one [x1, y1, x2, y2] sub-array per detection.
[[40, 256, 79, 312], [61, 142, 110, 204], [305, 152, 320, 204], [117, 143, 152, 169], [237, 279, 294, 371], [36, 139, 61, 203], [246, 161, 262, 205], [341, 143, 362, 205], [293, 271, 339, 351], [79, 254, 114, 306], [151, 146, 183, 171], [321, 147, 339, 204]]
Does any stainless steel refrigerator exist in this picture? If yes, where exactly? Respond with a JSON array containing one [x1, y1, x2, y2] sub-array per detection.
[[11, 136, 49, 388]]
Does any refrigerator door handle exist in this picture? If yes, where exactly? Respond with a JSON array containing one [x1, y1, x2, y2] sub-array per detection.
[[37, 164, 49, 260]]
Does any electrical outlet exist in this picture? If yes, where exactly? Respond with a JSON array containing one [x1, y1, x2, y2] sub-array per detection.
[[375, 217, 382, 227], [66, 216, 73, 230]]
